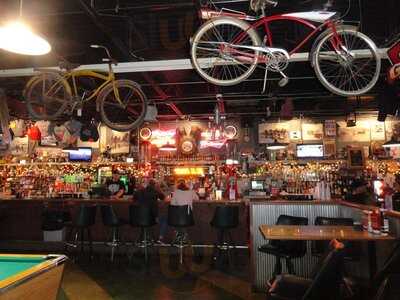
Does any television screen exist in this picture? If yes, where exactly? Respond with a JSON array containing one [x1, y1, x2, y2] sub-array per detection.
[[68, 148, 92, 162], [296, 144, 324, 158], [251, 180, 264, 190]]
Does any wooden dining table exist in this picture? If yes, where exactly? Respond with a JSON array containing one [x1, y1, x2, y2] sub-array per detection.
[[259, 225, 397, 279]]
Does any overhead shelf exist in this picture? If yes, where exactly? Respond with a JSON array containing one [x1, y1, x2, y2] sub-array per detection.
[[0, 49, 389, 78]]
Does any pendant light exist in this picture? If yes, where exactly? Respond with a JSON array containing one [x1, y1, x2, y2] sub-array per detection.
[[0, 0, 51, 55]]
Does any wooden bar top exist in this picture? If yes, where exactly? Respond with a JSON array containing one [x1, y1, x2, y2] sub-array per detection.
[[259, 225, 396, 241]]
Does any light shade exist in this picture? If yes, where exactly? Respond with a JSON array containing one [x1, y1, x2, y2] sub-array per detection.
[[382, 138, 400, 148], [0, 21, 51, 55], [266, 140, 288, 150]]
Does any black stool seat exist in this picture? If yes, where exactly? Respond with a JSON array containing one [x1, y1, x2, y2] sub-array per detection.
[[100, 205, 127, 227], [258, 215, 308, 277], [210, 206, 239, 265], [211, 206, 239, 229], [130, 205, 157, 228], [168, 205, 194, 264], [313, 217, 361, 260], [168, 205, 194, 227], [100, 205, 127, 262], [259, 244, 306, 258], [64, 205, 97, 260], [129, 205, 157, 263]]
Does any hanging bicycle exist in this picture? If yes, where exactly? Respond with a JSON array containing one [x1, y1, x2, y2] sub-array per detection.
[[190, 0, 381, 96], [24, 45, 147, 132]]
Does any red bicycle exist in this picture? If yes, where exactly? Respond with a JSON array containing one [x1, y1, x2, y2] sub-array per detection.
[[190, 0, 381, 96]]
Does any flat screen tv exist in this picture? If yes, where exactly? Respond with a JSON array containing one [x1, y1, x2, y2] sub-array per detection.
[[68, 148, 92, 162], [296, 144, 324, 158]]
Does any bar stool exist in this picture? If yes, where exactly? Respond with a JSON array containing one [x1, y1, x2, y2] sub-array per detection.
[[65, 205, 97, 259], [259, 215, 308, 278], [129, 205, 157, 263], [312, 217, 361, 260], [210, 206, 239, 263], [168, 205, 194, 264], [100, 205, 127, 262]]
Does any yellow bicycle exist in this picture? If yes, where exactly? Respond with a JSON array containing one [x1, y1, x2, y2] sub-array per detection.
[[24, 45, 147, 132]]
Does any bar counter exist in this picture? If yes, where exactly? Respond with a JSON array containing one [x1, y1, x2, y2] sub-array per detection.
[[0, 197, 248, 245]]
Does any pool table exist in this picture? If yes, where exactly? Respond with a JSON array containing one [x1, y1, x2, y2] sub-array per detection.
[[0, 254, 67, 300]]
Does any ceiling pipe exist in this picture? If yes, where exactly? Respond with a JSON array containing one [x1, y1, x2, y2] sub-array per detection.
[[76, 0, 183, 118]]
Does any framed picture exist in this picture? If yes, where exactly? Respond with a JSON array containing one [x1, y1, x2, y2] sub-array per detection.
[[347, 147, 365, 169]]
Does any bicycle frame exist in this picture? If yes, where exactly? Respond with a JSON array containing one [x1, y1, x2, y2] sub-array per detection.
[[65, 70, 111, 102], [202, 9, 344, 58]]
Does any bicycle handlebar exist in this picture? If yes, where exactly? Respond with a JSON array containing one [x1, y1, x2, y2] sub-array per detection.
[[90, 44, 118, 65], [266, 0, 278, 7]]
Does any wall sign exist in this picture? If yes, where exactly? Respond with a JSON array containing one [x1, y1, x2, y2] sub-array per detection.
[[324, 120, 337, 138]]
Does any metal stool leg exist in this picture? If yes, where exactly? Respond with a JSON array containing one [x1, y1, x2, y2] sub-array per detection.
[[110, 227, 119, 262], [273, 256, 282, 277], [143, 229, 148, 263], [80, 228, 85, 255], [285, 258, 295, 274]]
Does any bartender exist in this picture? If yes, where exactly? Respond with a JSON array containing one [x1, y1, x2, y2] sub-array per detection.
[[351, 178, 372, 205], [107, 173, 125, 199]]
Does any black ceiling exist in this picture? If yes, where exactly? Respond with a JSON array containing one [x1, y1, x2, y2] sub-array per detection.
[[0, 0, 399, 120]]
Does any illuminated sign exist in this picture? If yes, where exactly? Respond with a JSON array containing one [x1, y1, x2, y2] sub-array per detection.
[[174, 167, 204, 176], [200, 140, 226, 149], [147, 129, 176, 148]]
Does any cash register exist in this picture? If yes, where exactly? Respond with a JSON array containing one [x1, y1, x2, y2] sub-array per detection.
[[249, 180, 267, 197]]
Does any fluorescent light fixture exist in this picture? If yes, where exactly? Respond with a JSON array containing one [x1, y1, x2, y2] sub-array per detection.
[[266, 140, 288, 150], [382, 138, 400, 148], [126, 157, 134, 163], [0, 21, 51, 55]]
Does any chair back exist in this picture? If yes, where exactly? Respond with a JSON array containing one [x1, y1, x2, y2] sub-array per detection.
[[100, 205, 119, 227], [271, 215, 308, 258], [372, 242, 400, 293], [75, 205, 97, 227], [312, 217, 361, 260], [167, 205, 194, 228], [210, 206, 239, 229], [374, 274, 400, 300], [129, 205, 157, 228], [302, 248, 345, 300]]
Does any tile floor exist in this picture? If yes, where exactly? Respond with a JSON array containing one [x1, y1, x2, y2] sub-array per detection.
[[57, 248, 265, 300]]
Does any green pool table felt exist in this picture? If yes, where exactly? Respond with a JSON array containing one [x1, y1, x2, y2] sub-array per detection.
[[0, 256, 46, 281]]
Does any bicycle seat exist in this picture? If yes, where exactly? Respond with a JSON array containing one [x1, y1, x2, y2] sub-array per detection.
[[250, 0, 278, 12], [59, 61, 81, 71]]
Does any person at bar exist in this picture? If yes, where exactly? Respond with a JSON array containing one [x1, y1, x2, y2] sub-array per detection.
[[351, 178, 373, 205], [106, 172, 125, 199], [133, 179, 166, 243], [170, 179, 199, 242]]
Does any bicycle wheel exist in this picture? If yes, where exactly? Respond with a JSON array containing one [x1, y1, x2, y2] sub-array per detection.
[[313, 28, 381, 96], [25, 73, 72, 120], [98, 80, 147, 132], [191, 16, 261, 86]]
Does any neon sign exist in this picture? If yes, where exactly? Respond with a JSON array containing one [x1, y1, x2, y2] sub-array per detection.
[[174, 167, 204, 176]]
